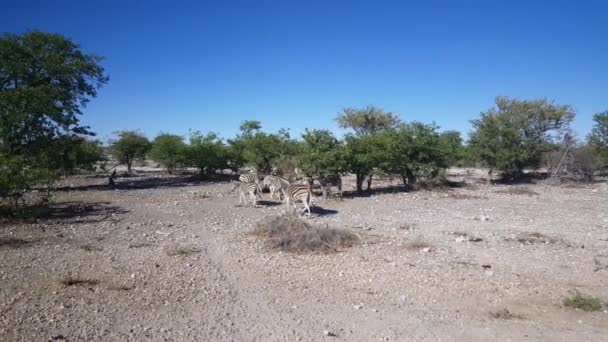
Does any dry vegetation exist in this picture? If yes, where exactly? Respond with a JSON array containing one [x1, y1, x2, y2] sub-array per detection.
[[496, 187, 540, 196], [489, 308, 525, 320], [252, 214, 359, 253], [512, 232, 559, 245], [563, 291, 604, 312], [402, 237, 433, 251], [59, 275, 100, 287], [165, 244, 201, 257], [79, 243, 102, 252]]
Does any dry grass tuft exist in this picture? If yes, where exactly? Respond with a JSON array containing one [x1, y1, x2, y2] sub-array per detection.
[[79, 243, 102, 252], [496, 187, 539, 196], [166, 245, 201, 257], [252, 214, 358, 253], [446, 192, 487, 200], [514, 232, 558, 245], [403, 237, 432, 251], [128, 242, 154, 248], [489, 308, 525, 320], [0, 237, 33, 248], [563, 291, 603, 312], [107, 284, 135, 291], [59, 275, 99, 287]]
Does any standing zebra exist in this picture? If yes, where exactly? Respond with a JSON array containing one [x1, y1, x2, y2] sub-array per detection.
[[286, 183, 312, 217], [239, 174, 262, 192], [232, 181, 260, 206], [263, 175, 290, 201]]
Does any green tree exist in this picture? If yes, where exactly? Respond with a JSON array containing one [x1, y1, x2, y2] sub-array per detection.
[[379, 122, 449, 187], [469, 96, 575, 181], [186, 131, 228, 177], [0, 31, 108, 156], [297, 129, 345, 196], [588, 111, 608, 169], [343, 133, 385, 192], [228, 122, 293, 174], [110, 131, 151, 173], [50, 136, 105, 175], [439, 130, 466, 166], [336, 105, 400, 136], [0, 30, 108, 200], [149, 133, 187, 174]]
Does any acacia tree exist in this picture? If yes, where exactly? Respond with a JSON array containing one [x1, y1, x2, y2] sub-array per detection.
[[186, 131, 228, 177], [228, 121, 291, 174], [337, 105, 400, 191], [110, 131, 150, 173], [0, 30, 108, 199], [588, 111, 608, 169], [297, 129, 345, 197], [149, 133, 187, 174], [469, 96, 575, 181]]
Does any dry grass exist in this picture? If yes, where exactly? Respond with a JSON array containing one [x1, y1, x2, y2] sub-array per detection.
[[563, 291, 603, 312], [166, 244, 201, 257], [107, 284, 135, 291], [489, 308, 525, 320], [403, 237, 432, 251], [59, 275, 99, 287], [513, 232, 558, 245], [128, 242, 154, 248], [496, 187, 539, 196], [79, 243, 102, 252], [0, 237, 34, 248], [446, 192, 487, 200], [252, 214, 358, 253]]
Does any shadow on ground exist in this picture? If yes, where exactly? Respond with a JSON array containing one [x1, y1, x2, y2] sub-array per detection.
[[0, 201, 129, 226]]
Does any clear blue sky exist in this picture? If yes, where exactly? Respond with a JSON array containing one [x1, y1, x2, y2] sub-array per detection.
[[2, 0, 607, 142]]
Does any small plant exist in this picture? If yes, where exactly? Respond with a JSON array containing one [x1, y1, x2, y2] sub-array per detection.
[[166, 245, 200, 257], [59, 275, 99, 287], [514, 232, 557, 245], [107, 284, 135, 291], [563, 291, 603, 312], [489, 308, 525, 320], [128, 242, 154, 248]]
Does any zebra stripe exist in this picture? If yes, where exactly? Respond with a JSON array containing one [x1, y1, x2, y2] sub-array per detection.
[[263, 175, 290, 201], [238, 181, 259, 206], [239, 174, 261, 183], [287, 184, 312, 216]]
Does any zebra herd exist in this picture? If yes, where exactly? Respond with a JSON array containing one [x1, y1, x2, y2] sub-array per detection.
[[233, 174, 313, 216]]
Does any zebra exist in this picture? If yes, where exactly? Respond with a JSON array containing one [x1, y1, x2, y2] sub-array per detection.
[[238, 173, 262, 192], [263, 175, 290, 201], [286, 183, 312, 217], [231, 181, 260, 206]]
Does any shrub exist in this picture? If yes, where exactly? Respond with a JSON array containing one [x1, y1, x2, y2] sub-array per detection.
[[563, 291, 603, 312], [149, 133, 187, 174], [252, 214, 358, 253], [109, 131, 151, 173]]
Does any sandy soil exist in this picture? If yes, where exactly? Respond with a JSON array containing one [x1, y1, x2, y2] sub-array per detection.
[[1, 169, 607, 341]]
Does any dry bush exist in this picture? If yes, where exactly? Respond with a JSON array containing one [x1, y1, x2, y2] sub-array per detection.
[[166, 244, 200, 257], [496, 187, 539, 196], [563, 291, 603, 312], [252, 214, 358, 253], [59, 275, 99, 287], [107, 284, 135, 291], [489, 308, 525, 320], [403, 237, 432, 251], [79, 243, 102, 252]]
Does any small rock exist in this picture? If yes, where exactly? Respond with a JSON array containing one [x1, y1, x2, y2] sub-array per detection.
[[421, 247, 431, 253], [323, 330, 337, 337], [354, 304, 363, 310]]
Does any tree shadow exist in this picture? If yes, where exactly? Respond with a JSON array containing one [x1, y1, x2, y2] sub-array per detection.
[[1, 201, 129, 225], [0, 236, 38, 249]]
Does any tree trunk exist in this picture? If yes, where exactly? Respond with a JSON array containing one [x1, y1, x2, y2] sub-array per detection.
[[127, 159, 133, 174], [366, 174, 373, 191], [355, 173, 364, 193], [406, 169, 416, 187], [401, 173, 408, 188]]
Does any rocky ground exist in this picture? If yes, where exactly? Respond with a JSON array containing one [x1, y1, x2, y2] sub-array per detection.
[[1, 168, 607, 341]]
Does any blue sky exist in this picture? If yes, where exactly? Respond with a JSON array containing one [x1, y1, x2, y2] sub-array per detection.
[[2, 0, 607, 142]]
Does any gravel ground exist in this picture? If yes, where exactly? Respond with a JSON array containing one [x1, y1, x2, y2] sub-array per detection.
[[1, 168, 607, 341]]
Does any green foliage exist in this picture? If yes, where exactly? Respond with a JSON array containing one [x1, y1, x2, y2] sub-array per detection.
[[563, 291, 603, 312], [336, 105, 400, 136], [0, 30, 107, 200], [439, 130, 467, 166], [469, 96, 575, 180], [343, 133, 384, 192], [229, 122, 297, 174], [109, 131, 150, 173], [49, 136, 105, 175], [378, 122, 449, 187], [0, 31, 108, 156], [588, 111, 608, 169], [298, 129, 345, 180], [186, 131, 228, 176], [149, 133, 187, 174]]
